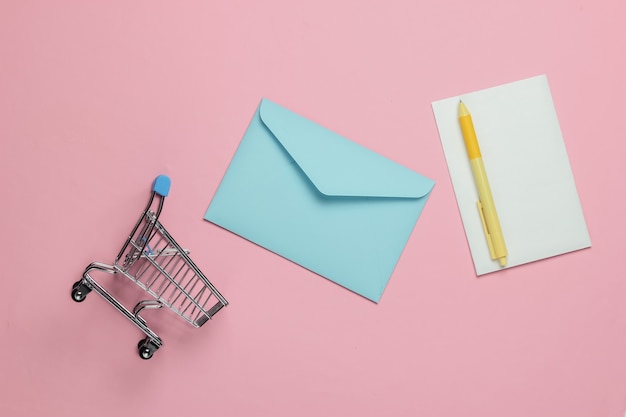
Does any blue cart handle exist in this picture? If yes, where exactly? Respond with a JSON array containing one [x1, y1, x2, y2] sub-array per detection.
[[152, 175, 171, 197]]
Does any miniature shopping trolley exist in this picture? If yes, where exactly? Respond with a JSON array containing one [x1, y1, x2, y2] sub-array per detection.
[[71, 175, 228, 359]]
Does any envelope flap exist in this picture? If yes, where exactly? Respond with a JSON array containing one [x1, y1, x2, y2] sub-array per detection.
[[259, 99, 434, 198]]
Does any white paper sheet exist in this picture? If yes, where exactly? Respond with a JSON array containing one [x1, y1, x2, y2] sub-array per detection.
[[432, 75, 591, 275]]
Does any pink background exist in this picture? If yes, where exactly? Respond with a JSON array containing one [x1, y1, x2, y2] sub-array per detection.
[[1, 1, 624, 416]]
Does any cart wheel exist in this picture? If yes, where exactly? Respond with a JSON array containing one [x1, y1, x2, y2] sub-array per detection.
[[138, 337, 159, 360], [71, 281, 91, 303]]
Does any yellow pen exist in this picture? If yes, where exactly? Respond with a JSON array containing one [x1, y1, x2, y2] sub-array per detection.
[[458, 101, 507, 267]]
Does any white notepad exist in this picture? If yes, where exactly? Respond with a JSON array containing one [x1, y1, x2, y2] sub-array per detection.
[[432, 75, 591, 275]]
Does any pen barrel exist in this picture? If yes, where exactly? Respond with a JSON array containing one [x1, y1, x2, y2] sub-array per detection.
[[469, 158, 507, 259], [459, 115, 482, 159]]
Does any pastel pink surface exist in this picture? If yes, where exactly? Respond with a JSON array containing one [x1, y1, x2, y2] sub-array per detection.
[[1, 1, 624, 417]]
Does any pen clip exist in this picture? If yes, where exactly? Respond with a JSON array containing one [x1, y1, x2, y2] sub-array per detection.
[[477, 200, 496, 259]]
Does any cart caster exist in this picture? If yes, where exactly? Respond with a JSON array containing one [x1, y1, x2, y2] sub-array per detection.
[[71, 281, 91, 303], [138, 337, 160, 360]]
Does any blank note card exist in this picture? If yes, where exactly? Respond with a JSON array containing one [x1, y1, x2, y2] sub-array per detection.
[[432, 75, 591, 275]]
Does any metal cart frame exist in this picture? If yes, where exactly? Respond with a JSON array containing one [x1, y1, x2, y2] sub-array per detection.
[[71, 175, 228, 359]]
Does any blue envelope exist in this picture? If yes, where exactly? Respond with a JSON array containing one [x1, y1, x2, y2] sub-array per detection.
[[204, 99, 435, 302]]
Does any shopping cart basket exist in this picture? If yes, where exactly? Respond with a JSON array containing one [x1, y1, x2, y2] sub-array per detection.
[[71, 175, 228, 359]]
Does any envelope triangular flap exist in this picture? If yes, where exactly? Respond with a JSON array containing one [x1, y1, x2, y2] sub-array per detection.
[[259, 99, 433, 198]]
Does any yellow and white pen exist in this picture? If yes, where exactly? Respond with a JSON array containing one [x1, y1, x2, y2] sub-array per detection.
[[458, 101, 507, 267]]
